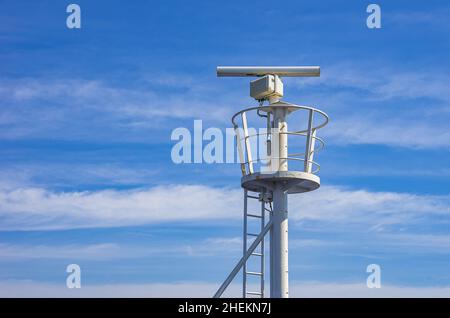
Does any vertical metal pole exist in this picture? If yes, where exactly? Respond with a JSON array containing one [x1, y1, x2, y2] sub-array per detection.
[[266, 112, 272, 169], [260, 198, 265, 297], [274, 107, 288, 172], [270, 106, 289, 298], [271, 185, 288, 298], [243, 190, 248, 298], [269, 207, 274, 296]]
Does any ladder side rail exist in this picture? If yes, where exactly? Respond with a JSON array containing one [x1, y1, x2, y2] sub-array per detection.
[[243, 190, 248, 298]]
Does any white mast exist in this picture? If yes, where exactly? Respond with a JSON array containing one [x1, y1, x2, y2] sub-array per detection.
[[214, 66, 328, 298]]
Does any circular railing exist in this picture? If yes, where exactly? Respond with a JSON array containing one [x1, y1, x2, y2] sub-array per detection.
[[231, 102, 329, 176]]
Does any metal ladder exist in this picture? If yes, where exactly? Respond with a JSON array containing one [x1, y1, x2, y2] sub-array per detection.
[[242, 190, 272, 298]]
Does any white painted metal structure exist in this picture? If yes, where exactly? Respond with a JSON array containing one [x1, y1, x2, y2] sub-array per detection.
[[213, 66, 328, 298]]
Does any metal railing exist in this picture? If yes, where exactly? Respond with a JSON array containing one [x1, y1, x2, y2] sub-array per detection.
[[231, 103, 329, 176]]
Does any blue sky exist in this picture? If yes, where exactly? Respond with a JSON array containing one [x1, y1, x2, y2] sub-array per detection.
[[0, 0, 450, 297]]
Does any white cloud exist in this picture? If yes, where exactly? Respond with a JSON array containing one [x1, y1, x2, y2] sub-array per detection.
[[377, 233, 450, 252], [0, 280, 449, 298], [0, 185, 241, 231], [291, 282, 450, 298], [0, 241, 215, 260], [291, 186, 450, 225], [0, 77, 229, 120], [324, 115, 450, 149], [0, 236, 246, 261], [302, 63, 450, 103], [1, 231, 447, 263], [2, 68, 449, 148], [0, 183, 449, 231], [296, 63, 450, 149], [0, 76, 237, 140], [0, 243, 124, 260], [0, 163, 161, 189], [388, 10, 450, 30]]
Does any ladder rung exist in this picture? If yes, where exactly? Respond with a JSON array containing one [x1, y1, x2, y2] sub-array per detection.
[[251, 252, 263, 256], [247, 213, 262, 218], [247, 233, 258, 237], [246, 291, 262, 296], [247, 195, 259, 200], [246, 271, 263, 276]]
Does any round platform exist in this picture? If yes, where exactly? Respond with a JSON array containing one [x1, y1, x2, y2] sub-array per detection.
[[241, 171, 320, 194]]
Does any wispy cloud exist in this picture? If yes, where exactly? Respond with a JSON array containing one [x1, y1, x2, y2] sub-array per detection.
[[2, 66, 449, 148], [325, 116, 450, 148], [0, 240, 235, 261], [0, 243, 124, 260], [0, 228, 252, 261], [0, 76, 236, 140], [0, 280, 449, 298], [0, 184, 241, 231], [376, 233, 450, 253], [302, 63, 450, 103], [0, 183, 449, 231], [293, 186, 450, 226], [291, 282, 450, 298], [295, 63, 450, 149], [387, 9, 450, 30], [0, 163, 160, 189]]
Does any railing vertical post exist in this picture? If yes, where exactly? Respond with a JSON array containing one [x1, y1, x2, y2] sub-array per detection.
[[306, 129, 317, 173], [234, 125, 246, 176], [304, 109, 314, 172], [242, 112, 254, 174]]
